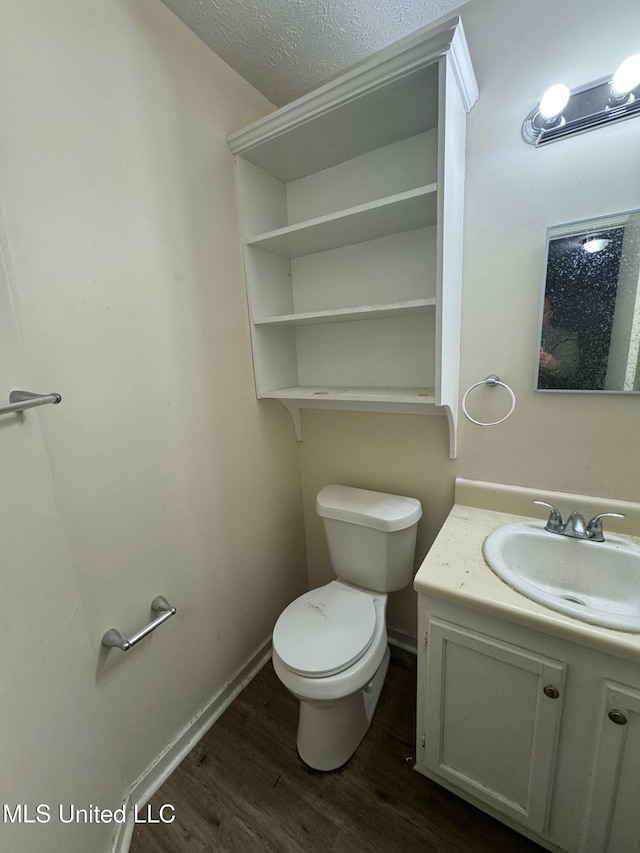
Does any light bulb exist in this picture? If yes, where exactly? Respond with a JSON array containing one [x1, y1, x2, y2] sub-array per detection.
[[539, 83, 570, 120], [611, 54, 640, 100], [583, 238, 610, 254]]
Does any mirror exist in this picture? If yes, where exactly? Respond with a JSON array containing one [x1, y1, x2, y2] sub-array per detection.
[[537, 208, 640, 392]]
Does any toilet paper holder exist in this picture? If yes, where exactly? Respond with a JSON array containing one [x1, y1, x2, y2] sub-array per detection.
[[102, 596, 176, 652]]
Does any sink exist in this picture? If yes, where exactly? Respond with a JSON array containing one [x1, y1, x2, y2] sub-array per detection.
[[483, 521, 640, 632]]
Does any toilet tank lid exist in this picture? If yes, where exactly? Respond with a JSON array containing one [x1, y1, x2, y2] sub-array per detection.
[[316, 485, 422, 532]]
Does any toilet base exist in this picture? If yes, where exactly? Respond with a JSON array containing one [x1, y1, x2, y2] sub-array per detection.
[[296, 645, 390, 771]]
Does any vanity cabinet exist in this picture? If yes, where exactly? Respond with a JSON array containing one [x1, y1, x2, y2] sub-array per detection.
[[423, 618, 565, 834], [227, 17, 478, 457], [416, 597, 640, 853], [581, 682, 640, 853]]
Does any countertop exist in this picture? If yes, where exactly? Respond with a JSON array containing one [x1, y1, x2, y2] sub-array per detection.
[[414, 480, 640, 663]]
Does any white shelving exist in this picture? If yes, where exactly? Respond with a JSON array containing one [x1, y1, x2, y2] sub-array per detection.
[[254, 299, 436, 327], [263, 386, 437, 407], [228, 16, 478, 457], [246, 185, 437, 258]]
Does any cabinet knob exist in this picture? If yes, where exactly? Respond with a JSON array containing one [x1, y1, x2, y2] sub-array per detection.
[[543, 685, 560, 699], [608, 709, 628, 725]]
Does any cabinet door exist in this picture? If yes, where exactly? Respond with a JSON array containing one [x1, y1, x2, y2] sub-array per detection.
[[424, 619, 565, 834], [581, 682, 640, 853]]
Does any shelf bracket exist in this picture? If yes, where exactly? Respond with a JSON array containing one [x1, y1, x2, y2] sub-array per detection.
[[443, 404, 457, 459], [278, 401, 302, 441]]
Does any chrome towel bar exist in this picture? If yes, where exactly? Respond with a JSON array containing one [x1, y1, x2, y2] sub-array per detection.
[[0, 390, 62, 417], [102, 596, 177, 652]]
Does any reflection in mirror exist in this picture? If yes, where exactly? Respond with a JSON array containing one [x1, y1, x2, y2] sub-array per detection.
[[537, 209, 640, 392]]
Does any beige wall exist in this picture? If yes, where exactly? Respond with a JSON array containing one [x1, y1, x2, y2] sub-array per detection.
[[0, 216, 125, 853], [0, 1, 305, 850], [300, 0, 640, 640]]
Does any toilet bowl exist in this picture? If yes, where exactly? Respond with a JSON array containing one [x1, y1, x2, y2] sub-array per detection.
[[272, 485, 422, 771], [272, 580, 390, 771]]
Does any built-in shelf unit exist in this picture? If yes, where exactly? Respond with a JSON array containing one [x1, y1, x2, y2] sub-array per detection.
[[227, 16, 478, 457]]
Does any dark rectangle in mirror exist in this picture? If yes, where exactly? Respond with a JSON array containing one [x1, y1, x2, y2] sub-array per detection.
[[537, 209, 640, 393]]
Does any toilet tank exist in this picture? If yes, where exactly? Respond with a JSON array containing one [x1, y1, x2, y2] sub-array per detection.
[[316, 485, 422, 592]]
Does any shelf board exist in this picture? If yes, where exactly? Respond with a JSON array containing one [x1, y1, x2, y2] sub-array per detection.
[[253, 298, 437, 327], [261, 385, 436, 405], [247, 185, 437, 259]]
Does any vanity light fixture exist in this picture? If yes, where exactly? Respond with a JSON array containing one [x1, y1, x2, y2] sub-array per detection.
[[522, 53, 640, 146]]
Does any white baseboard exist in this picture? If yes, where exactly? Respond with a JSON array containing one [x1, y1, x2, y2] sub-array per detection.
[[387, 627, 417, 654], [111, 639, 272, 853]]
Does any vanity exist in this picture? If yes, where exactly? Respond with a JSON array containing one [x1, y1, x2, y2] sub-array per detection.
[[414, 478, 640, 853]]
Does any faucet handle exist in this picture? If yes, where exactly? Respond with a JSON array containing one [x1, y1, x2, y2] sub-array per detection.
[[586, 512, 626, 542], [533, 500, 563, 533]]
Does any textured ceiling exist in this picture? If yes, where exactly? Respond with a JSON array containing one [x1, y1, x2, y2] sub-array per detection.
[[160, 0, 468, 106]]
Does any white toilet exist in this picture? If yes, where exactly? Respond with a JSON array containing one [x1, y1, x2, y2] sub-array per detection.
[[272, 484, 422, 771]]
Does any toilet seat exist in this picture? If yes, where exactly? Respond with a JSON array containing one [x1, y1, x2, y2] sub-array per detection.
[[273, 582, 377, 678]]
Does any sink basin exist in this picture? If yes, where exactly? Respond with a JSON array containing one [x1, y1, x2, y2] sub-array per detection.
[[483, 521, 640, 632]]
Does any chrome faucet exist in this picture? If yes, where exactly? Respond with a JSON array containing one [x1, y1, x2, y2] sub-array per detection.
[[562, 511, 589, 539], [533, 500, 625, 542]]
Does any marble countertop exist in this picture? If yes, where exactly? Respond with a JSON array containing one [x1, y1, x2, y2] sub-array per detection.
[[414, 484, 640, 664]]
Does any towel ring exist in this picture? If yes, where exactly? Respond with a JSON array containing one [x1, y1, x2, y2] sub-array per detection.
[[462, 374, 516, 426]]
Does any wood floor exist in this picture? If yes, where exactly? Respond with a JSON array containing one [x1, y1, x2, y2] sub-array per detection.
[[130, 649, 546, 853]]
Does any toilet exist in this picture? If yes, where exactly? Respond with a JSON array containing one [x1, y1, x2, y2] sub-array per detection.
[[272, 484, 422, 771]]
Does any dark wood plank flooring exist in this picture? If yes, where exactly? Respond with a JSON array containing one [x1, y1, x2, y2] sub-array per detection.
[[130, 649, 546, 852]]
